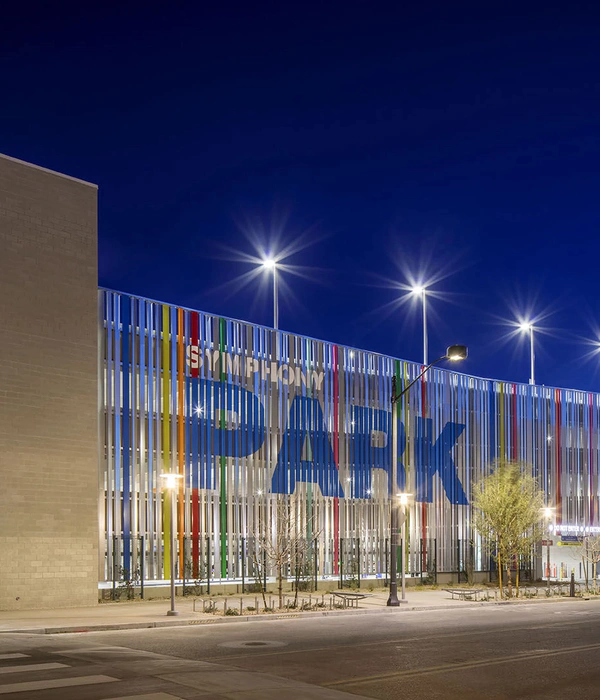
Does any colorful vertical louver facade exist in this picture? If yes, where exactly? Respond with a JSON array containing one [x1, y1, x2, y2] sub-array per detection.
[[100, 289, 600, 583]]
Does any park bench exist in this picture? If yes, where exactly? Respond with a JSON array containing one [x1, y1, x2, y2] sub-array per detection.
[[332, 591, 370, 608], [443, 588, 484, 601]]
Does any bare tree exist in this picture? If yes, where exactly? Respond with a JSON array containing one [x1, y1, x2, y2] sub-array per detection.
[[580, 535, 600, 592], [257, 497, 319, 609], [250, 544, 268, 608]]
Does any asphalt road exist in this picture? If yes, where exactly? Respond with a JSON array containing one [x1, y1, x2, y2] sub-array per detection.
[[2, 600, 600, 698], [83, 599, 600, 699]]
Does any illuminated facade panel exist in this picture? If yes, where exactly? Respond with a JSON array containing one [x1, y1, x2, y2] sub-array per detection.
[[100, 289, 600, 584]]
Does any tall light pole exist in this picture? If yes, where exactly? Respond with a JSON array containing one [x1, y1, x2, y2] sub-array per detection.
[[411, 286, 428, 365], [398, 492, 412, 602], [160, 472, 183, 616], [262, 258, 278, 329], [387, 344, 468, 606], [519, 321, 535, 385], [543, 506, 554, 594]]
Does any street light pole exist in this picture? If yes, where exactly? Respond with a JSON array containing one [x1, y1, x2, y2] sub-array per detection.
[[529, 326, 535, 385], [388, 380, 402, 606], [168, 485, 177, 616], [387, 344, 468, 606], [519, 322, 535, 385], [160, 473, 183, 616], [262, 258, 278, 330], [273, 264, 278, 330], [422, 293, 428, 366], [411, 286, 428, 366], [400, 493, 410, 602]]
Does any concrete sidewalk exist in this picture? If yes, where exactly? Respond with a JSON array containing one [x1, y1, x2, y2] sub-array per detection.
[[0, 587, 586, 635]]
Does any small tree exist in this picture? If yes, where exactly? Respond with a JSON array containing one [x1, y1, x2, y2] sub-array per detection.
[[292, 538, 315, 604], [257, 498, 319, 609], [249, 542, 269, 608], [513, 524, 538, 598], [580, 535, 600, 592], [473, 461, 545, 598]]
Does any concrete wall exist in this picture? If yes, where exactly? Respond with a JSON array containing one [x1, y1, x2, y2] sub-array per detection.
[[0, 154, 98, 609]]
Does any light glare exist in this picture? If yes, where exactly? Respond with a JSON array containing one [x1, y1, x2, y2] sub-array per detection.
[[160, 472, 183, 490], [446, 345, 468, 361]]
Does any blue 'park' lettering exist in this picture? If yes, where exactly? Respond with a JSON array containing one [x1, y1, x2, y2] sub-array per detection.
[[193, 379, 265, 489], [348, 405, 406, 497], [414, 417, 468, 505], [195, 381, 467, 503], [271, 396, 344, 497]]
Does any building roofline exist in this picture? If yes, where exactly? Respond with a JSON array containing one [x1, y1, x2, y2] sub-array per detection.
[[0, 152, 98, 189], [98, 286, 597, 396]]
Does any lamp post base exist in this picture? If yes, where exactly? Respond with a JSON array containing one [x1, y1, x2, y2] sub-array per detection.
[[167, 610, 179, 617]]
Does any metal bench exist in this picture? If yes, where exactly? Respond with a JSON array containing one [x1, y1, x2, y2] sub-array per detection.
[[443, 588, 484, 601], [332, 592, 369, 608]]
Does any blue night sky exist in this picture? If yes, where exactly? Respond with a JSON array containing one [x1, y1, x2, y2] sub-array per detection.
[[3, 2, 600, 390]]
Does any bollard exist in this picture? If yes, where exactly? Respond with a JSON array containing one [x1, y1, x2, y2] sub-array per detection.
[[570, 572, 575, 597]]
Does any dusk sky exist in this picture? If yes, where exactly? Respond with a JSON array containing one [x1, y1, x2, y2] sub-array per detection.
[[3, 2, 600, 390]]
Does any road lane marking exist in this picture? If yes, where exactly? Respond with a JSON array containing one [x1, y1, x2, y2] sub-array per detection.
[[0, 655, 29, 661], [326, 641, 600, 687], [0, 674, 117, 694], [0, 662, 68, 674]]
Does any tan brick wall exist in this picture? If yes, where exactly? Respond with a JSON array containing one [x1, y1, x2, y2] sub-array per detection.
[[0, 154, 98, 609]]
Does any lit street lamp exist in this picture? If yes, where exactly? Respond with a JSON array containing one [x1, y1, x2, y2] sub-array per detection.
[[411, 286, 428, 365], [387, 344, 468, 606], [519, 321, 535, 385], [160, 472, 183, 616], [262, 258, 278, 329]]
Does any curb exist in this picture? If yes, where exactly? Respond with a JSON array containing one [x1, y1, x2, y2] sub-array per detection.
[[2, 604, 480, 634], [1, 594, 593, 635]]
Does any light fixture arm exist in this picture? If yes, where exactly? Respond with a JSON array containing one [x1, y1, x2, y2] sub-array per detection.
[[391, 355, 446, 404]]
